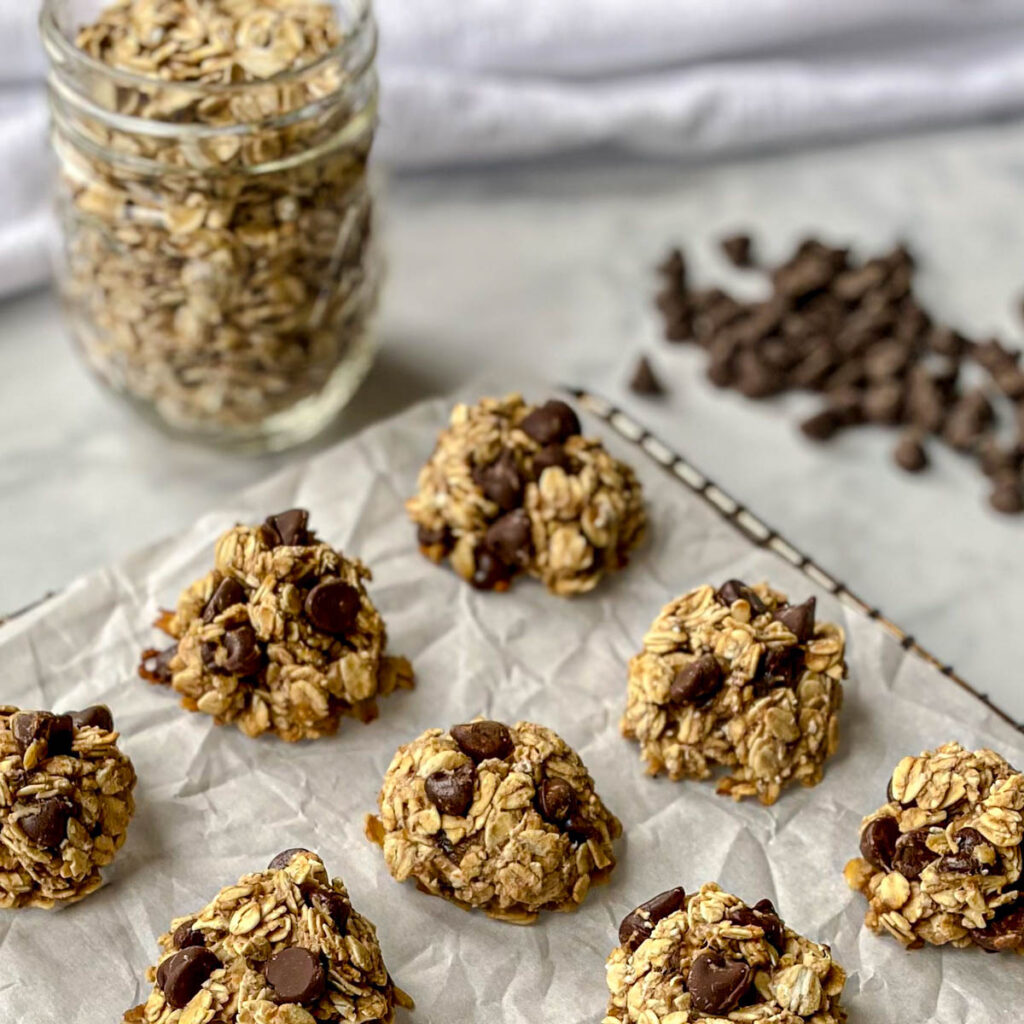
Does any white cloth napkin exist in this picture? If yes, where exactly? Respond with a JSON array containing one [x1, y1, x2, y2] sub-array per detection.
[[6, 0, 1024, 299]]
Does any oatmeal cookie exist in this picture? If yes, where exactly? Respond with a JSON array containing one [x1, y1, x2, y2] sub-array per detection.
[[844, 741, 1024, 953], [604, 882, 847, 1023], [139, 509, 413, 741], [123, 849, 412, 1024], [0, 704, 136, 908], [407, 394, 645, 596], [365, 719, 621, 922], [621, 580, 846, 804]]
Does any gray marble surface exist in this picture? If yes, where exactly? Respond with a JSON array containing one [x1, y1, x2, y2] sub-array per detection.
[[1, 119, 1022, 721]]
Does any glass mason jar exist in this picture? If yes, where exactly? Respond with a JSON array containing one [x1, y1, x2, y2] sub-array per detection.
[[40, 0, 380, 451]]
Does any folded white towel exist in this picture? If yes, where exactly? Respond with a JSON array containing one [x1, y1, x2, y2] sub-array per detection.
[[4, 0, 1024, 299]]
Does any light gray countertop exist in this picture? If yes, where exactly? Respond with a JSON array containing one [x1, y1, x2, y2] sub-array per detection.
[[1, 120, 1022, 721]]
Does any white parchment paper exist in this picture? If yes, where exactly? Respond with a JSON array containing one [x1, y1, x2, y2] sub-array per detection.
[[1, 385, 1022, 1023]]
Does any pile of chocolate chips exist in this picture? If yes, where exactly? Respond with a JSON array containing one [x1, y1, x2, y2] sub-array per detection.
[[646, 234, 1024, 515]]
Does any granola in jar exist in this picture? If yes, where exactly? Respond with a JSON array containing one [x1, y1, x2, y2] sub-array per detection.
[[42, 0, 381, 449]]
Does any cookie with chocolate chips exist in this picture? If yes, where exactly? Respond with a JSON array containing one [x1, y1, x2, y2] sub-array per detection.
[[621, 581, 846, 804], [845, 741, 1024, 953], [407, 394, 646, 596], [0, 704, 135, 908], [138, 509, 413, 741], [122, 850, 411, 1024], [365, 719, 621, 921], [603, 883, 847, 1024]]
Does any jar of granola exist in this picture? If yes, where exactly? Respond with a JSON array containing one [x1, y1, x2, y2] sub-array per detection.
[[40, 0, 380, 451]]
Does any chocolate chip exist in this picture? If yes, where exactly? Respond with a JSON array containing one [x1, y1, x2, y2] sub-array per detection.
[[140, 644, 177, 684], [519, 400, 581, 445], [268, 848, 312, 870], [425, 764, 476, 817], [11, 711, 72, 759], [536, 778, 577, 825], [264, 509, 310, 547], [472, 449, 522, 511], [727, 899, 785, 950], [70, 705, 114, 732], [892, 828, 937, 880], [629, 356, 665, 396], [687, 949, 753, 1015], [470, 549, 512, 591], [304, 579, 360, 635], [11, 712, 52, 756], [669, 654, 722, 705], [937, 827, 991, 874], [450, 721, 514, 762], [973, 901, 1024, 953], [715, 580, 767, 616], [416, 523, 451, 551], [200, 641, 219, 670], [944, 389, 994, 451], [307, 886, 350, 932], [990, 475, 1023, 515], [435, 831, 456, 859], [774, 597, 815, 642], [800, 409, 842, 441], [202, 577, 246, 623], [172, 920, 204, 949], [532, 444, 571, 475], [756, 645, 804, 689], [859, 815, 900, 871], [720, 233, 753, 268], [222, 625, 262, 676], [658, 248, 687, 289], [618, 887, 686, 952], [20, 795, 74, 848], [484, 510, 532, 568], [893, 433, 928, 473], [264, 947, 325, 1005], [862, 380, 904, 424], [157, 947, 220, 1009]]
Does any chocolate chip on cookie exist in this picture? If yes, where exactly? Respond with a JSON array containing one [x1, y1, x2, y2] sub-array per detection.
[[264, 947, 326, 1005], [304, 579, 360, 635], [520, 399, 580, 445], [157, 947, 220, 1009], [202, 577, 246, 623], [669, 654, 722, 705], [450, 721, 514, 762], [618, 887, 687, 952], [264, 508, 310, 547], [687, 949, 753, 1015], [425, 764, 476, 817]]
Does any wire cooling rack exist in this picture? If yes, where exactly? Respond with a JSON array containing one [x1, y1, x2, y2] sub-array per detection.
[[568, 387, 1023, 735]]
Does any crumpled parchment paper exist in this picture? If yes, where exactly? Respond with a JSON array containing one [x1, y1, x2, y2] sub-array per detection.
[[1, 385, 1021, 1023]]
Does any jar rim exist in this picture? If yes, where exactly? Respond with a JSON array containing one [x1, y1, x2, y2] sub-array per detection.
[[39, 0, 373, 97]]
